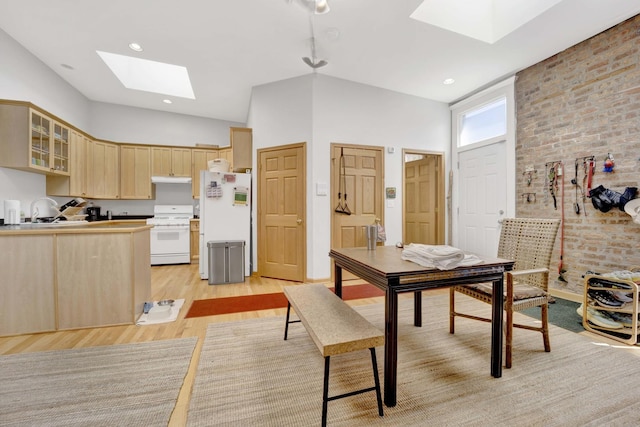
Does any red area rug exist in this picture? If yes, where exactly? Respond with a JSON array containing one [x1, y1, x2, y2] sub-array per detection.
[[185, 284, 385, 318]]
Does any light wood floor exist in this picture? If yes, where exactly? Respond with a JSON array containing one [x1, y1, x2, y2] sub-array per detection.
[[0, 263, 392, 426], [0, 263, 614, 426]]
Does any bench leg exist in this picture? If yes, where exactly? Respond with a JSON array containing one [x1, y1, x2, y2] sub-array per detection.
[[322, 356, 331, 427], [284, 303, 291, 340], [284, 302, 301, 341], [321, 349, 384, 426], [370, 348, 384, 417]]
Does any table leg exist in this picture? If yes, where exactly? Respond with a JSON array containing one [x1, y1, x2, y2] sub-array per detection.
[[491, 274, 504, 378], [413, 291, 422, 327], [384, 288, 398, 407], [334, 263, 343, 298]]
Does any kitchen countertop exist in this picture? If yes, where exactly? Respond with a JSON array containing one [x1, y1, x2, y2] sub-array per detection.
[[0, 221, 152, 235]]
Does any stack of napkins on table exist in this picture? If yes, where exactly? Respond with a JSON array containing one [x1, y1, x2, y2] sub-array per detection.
[[401, 244, 482, 270]]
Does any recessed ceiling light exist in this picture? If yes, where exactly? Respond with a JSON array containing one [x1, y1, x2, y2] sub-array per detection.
[[97, 51, 195, 99], [163, 99, 173, 104], [443, 78, 455, 85], [128, 42, 143, 52], [61, 63, 74, 70]]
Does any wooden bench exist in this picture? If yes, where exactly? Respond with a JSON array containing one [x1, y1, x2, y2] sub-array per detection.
[[283, 284, 384, 426]]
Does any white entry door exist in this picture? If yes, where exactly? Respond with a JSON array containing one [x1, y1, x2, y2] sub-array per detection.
[[456, 142, 507, 257]]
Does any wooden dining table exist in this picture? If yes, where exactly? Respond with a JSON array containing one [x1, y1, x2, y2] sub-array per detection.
[[328, 246, 514, 407]]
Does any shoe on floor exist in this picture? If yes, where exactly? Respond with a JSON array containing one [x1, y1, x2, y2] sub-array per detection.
[[577, 304, 624, 329]]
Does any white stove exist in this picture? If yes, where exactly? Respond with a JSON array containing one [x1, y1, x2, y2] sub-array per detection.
[[147, 205, 193, 265]]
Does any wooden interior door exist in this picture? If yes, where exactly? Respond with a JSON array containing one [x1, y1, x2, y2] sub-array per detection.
[[331, 144, 384, 279], [258, 143, 306, 282], [403, 151, 445, 245]]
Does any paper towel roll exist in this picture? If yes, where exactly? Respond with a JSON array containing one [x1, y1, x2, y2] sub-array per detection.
[[4, 200, 20, 225]]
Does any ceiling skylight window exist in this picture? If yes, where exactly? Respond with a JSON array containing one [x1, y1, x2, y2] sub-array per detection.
[[97, 51, 195, 99], [410, 0, 563, 44]]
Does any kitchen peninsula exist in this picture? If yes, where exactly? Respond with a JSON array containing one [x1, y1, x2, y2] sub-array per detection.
[[0, 222, 151, 336]]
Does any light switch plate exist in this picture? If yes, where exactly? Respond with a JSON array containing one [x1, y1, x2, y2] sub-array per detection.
[[316, 182, 328, 196]]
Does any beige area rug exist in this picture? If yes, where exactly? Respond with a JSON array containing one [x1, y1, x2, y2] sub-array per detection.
[[187, 295, 640, 426], [0, 337, 197, 427]]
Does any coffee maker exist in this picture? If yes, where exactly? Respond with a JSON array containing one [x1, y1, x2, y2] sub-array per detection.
[[86, 206, 101, 221]]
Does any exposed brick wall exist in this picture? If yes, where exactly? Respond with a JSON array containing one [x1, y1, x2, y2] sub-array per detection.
[[515, 14, 640, 296]]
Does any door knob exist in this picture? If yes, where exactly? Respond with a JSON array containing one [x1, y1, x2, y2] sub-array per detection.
[[296, 219, 302, 225]]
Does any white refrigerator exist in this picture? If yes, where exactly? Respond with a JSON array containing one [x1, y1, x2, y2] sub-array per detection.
[[198, 170, 252, 281]]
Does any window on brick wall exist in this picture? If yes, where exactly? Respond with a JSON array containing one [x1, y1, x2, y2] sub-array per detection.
[[459, 96, 506, 147]]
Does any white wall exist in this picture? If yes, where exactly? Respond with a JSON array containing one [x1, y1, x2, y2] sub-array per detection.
[[89, 102, 241, 147], [311, 75, 450, 278], [248, 73, 450, 279], [0, 28, 244, 218], [0, 28, 92, 215], [246, 74, 313, 275]]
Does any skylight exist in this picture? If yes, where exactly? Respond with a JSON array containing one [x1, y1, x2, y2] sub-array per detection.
[[97, 51, 195, 99], [410, 0, 563, 44]]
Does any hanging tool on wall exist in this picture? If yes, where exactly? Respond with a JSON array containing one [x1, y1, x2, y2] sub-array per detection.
[[557, 161, 567, 282], [523, 167, 537, 186], [603, 153, 615, 173], [583, 156, 596, 215], [546, 161, 561, 210], [571, 159, 582, 215], [334, 147, 351, 215]]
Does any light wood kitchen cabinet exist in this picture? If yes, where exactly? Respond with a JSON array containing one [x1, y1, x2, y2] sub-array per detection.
[[217, 146, 233, 167], [46, 130, 90, 198], [56, 230, 150, 329], [229, 126, 252, 172], [190, 219, 200, 262], [0, 234, 56, 336], [120, 144, 154, 199], [0, 102, 70, 176], [151, 146, 192, 177], [89, 140, 120, 199], [0, 223, 152, 336], [191, 148, 219, 198]]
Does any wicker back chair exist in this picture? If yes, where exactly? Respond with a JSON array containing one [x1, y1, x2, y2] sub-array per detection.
[[449, 218, 561, 368]]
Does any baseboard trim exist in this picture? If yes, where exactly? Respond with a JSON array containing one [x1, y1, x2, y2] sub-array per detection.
[[550, 288, 582, 303]]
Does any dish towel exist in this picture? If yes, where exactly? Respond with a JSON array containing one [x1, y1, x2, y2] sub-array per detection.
[[136, 299, 185, 325], [401, 244, 482, 270]]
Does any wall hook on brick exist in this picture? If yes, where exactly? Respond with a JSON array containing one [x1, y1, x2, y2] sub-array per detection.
[[522, 193, 536, 203]]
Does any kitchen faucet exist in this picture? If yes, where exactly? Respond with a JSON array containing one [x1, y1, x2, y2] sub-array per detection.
[[30, 197, 59, 223]]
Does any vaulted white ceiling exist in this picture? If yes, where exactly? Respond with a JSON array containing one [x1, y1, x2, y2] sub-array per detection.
[[0, 0, 638, 122]]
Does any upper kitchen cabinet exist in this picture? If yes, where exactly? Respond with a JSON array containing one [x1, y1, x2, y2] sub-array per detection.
[[120, 144, 153, 199], [229, 127, 252, 172], [47, 130, 90, 198], [88, 140, 120, 199], [192, 148, 218, 198], [151, 146, 192, 177], [0, 102, 70, 176]]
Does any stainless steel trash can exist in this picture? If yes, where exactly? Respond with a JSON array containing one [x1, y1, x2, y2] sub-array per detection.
[[207, 240, 245, 285]]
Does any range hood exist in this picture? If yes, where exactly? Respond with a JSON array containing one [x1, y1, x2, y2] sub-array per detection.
[[151, 176, 192, 184]]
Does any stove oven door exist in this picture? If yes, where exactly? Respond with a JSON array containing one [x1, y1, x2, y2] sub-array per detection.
[[149, 226, 190, 265]]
